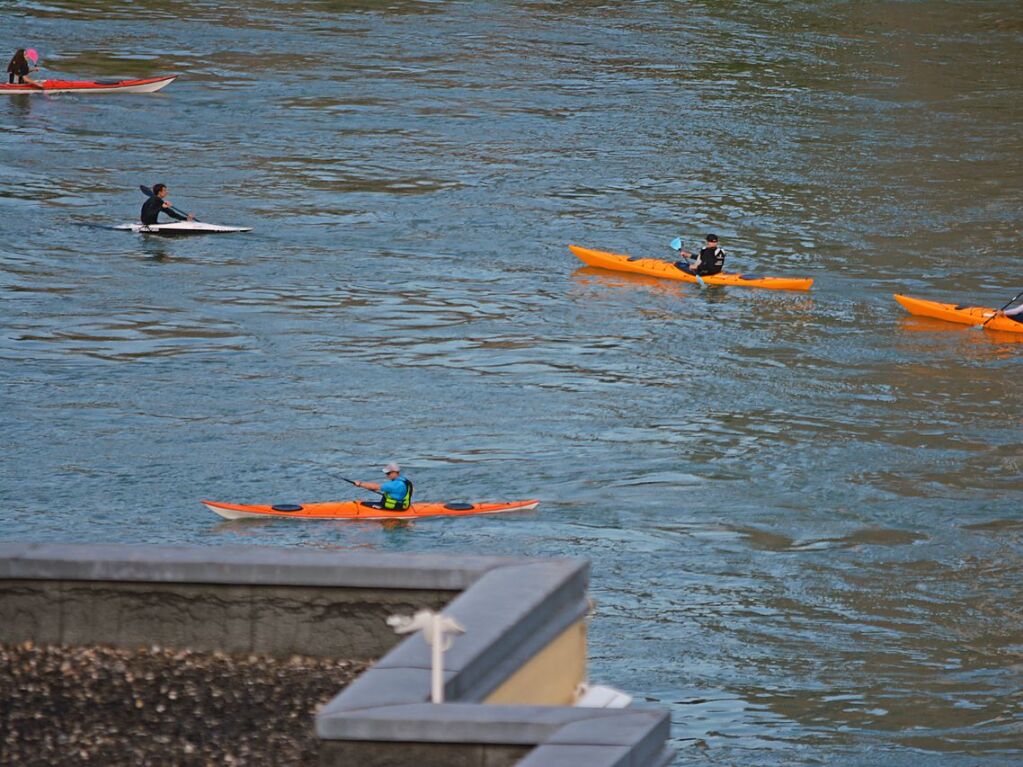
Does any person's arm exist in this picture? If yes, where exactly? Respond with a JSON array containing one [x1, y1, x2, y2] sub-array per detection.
[[161, 201, 189, 221], [354, 480, 382, 492]]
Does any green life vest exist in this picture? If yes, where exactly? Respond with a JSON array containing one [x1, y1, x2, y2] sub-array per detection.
[[382, 478, 413, 510]]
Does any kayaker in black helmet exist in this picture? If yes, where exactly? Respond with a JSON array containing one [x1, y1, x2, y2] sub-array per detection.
[[140, 183, 193, 226], [677, 234, 726, 276], [7, 48, 39, 85], [353, 463, 414, 511]]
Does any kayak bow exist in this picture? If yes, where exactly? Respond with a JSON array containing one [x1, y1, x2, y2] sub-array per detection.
[[894, 294, 1023, 334], [0, 75, 177, 95], [569, 244, 813, 291], [202, 498, 541, 521]]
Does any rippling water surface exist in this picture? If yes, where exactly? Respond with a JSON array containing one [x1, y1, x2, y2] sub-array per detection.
[[2, 2, 1022, 764]]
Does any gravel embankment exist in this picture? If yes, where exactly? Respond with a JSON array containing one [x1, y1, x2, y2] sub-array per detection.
[[0, 641, 369, 766]]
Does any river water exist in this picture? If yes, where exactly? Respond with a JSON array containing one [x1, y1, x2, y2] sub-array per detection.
[[2, 2, 1022, 765]]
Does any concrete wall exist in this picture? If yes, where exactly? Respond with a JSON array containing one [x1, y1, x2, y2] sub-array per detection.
[[0, 542, 673, 767], [0, 579, 454, 659]]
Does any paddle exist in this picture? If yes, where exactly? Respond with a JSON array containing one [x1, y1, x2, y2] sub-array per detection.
[[670, 237, 706, 288], [980, 289, 1023, 329], [138, 184, 197, 222], [340, 475, 385, 498]]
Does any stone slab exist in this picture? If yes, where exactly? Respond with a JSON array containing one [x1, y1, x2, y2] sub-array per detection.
[[316, 703, 664, 744], [513, 744, 633, 767], [320, 667, 454, 712], [515, 743, 676, 767]]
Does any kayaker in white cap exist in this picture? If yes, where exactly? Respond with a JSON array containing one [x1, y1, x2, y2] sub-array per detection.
[[353, 463, 414, 510]]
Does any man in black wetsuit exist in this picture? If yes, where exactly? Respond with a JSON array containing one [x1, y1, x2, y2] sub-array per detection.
[[140, 184, 193, 226], [677, 234, 726, 276]]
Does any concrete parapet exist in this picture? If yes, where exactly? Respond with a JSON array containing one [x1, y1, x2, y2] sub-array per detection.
[[0, 541, 673, 766]]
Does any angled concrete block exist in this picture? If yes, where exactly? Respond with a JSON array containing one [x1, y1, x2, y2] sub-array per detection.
[[318, 668, 447, 717], [544, 708, 671, 766], [514, 744, 632, 767], [318, 703, 625, 744]]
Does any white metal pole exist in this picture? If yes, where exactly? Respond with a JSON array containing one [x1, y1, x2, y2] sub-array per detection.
[[431, 616, 443, 703]]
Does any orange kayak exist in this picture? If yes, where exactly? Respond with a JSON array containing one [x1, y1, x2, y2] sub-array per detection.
[[894, 294, 1023, 334], [568, 244, 813, 291], [202, 498, 540, 521]]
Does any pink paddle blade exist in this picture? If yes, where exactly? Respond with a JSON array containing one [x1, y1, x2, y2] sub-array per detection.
[[25, 49, 39, 64]]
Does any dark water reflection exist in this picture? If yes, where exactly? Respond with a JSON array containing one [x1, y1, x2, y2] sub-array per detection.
[[2, 2, 1022, 765]]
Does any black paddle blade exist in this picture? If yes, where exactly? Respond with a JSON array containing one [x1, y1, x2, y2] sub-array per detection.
[[139, 185, 154, 197]]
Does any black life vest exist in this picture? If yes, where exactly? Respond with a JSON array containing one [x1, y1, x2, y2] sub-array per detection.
[[695, 246, 725, 276]]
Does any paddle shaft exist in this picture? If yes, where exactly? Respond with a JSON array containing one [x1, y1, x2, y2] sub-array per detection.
[[982, 289, 1023, 328], [670, 239, 707, 288], [139, 184, 196, 222], [340, 475, 385, 498]]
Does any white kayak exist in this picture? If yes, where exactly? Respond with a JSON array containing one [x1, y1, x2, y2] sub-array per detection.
[[116, 221, 252, 235]]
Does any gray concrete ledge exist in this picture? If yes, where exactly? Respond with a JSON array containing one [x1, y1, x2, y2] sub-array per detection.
[[318, 703, 668, 746], [0, 542, 517, 590], [317, 704, 671, 767]]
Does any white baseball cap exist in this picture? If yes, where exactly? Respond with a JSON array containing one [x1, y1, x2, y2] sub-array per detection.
[[382, 462, 400, 474]]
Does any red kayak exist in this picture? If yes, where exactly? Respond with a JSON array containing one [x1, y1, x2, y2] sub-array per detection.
[[0, 75, 177, 95], [202, 498, 540, 521]]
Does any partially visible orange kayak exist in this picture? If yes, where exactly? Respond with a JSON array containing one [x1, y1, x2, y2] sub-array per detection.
[[893, 294, 1023, 334], [568, 244, 813, 291], [202, 498, 540, 521]]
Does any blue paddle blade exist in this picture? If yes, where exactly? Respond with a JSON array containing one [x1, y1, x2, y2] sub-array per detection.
[[670, 237, 683, 251]]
